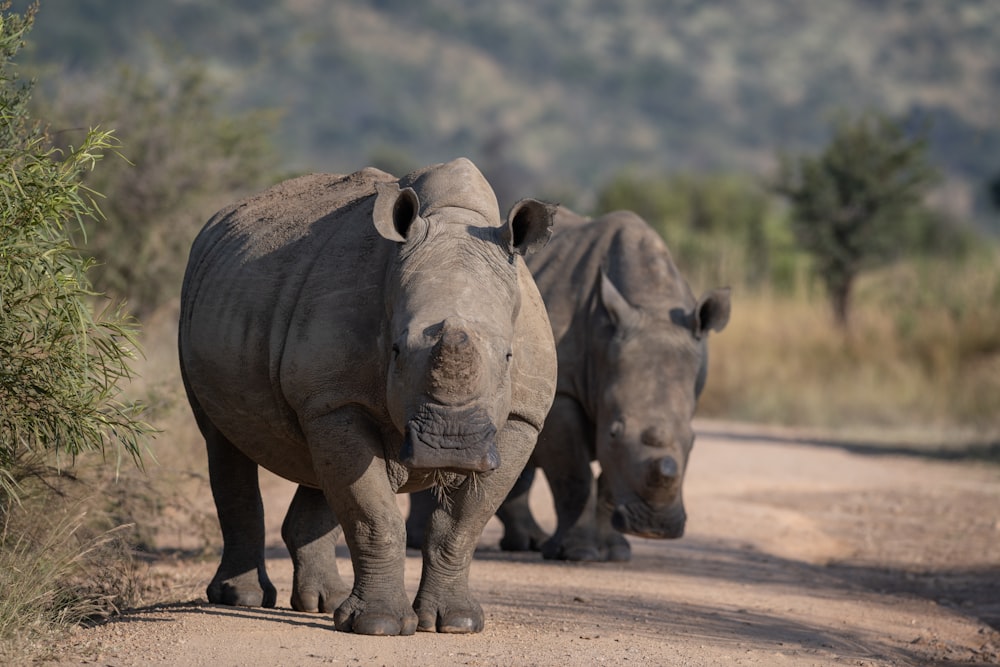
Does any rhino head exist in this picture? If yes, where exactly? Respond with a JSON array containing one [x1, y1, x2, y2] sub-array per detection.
[[372, 160, 554, 475], [594, 271, 730, 539]]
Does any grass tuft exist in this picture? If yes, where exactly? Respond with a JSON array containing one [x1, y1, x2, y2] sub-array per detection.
[[0, 471, 142, 662]]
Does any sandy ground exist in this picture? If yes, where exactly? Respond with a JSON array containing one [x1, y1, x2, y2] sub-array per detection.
[[45, 420, 1000, 666]]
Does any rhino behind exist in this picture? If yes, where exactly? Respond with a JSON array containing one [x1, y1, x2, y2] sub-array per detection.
[[179, 159, 557, 634], [410, 205, 729, 561]]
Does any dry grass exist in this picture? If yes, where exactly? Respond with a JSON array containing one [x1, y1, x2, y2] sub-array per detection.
[[699, 249, 1000, 439], [0, 472, 143, 662]]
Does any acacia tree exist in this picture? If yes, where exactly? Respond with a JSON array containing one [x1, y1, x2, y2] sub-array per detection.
[[0, 6, 150, 498], [773, 111, 939, 327]]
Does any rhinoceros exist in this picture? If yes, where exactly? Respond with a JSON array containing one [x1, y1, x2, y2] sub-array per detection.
[[408, 205, 730, 561], [178, 158, 557, 635]]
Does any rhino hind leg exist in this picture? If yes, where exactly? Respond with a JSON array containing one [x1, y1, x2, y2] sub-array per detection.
[[404, 488, 436, 550], [281, 485, 351, 613], [495, 466, 548, 551], [201, 419, 276, 608], [410, 466, 548, 553]]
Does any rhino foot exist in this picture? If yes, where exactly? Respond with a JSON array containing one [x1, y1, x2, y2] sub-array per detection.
[[333, 594, 418, 636], [413, 594, 484, 634], [541, 533, 632, 562], [607, 535, 632, 563], [291, 576, 351, 614], [207, 570, 276, 608], [542, 538, 602, 562], [499, 523, 548, 552]]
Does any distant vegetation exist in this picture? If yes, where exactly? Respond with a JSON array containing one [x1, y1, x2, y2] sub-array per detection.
[[13, 0, 1000, 228], [40, 57, 281, 316], [772, 111, 944, 327], [5, 0, 995, 435]]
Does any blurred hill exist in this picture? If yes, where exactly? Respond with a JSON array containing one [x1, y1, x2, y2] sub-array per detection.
[[16, 0, 1000, 224]]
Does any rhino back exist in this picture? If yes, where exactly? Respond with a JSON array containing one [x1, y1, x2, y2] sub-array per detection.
[[179, 169, 397, 483]]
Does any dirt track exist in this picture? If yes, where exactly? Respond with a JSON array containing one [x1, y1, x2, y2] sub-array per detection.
[[48, 420, 1000, 666]]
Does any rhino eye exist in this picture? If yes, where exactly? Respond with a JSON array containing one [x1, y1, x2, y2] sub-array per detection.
[[505, 350, 513, 363], [609, 419, 624, 440], [391, 343, 400, 359]]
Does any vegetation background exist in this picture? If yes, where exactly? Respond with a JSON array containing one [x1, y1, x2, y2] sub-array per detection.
[[15, 0, 997, 430], [2, 0, 1000, 659]]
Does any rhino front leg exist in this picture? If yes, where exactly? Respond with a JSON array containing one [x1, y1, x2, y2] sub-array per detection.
[[203, 422, 276, 608], [414, 419, 537, 633], [495, 465, 548, 551], [595, 473, 631, 562], [304, 408, 416, 636], [281, 485, 351, 613], [535, 395, 604, 561]]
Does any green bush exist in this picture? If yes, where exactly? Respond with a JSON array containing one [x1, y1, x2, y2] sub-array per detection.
[[594, 169, 805, 292], [0, 3, 151, 654], [0, 8, 150, 492]]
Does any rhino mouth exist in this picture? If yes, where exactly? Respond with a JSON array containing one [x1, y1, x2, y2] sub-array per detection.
[[611, 500, 686, 539], [399, 403, 499, 474]]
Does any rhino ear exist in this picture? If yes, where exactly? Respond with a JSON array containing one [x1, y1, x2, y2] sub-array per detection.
[[599, 269, 641, 331], [693, 287, 731, 339], [373, 181, 422, 243], [501, 198, 555, 256]]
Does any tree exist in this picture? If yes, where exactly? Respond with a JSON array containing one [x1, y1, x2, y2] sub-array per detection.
[[0, 5, 150, 499], [773, 111, 939, 327]]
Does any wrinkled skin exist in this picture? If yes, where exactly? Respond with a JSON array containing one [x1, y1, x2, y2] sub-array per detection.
[[408, 207, 729, 561], [179, 158, 557, 635]]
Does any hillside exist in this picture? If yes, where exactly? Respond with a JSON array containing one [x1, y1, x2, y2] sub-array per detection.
[[15, 0, 1000, 221]]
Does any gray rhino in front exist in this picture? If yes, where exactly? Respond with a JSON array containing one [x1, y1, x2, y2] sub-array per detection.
[[178, 158, 557, 635], [496, 206, 730, 561]]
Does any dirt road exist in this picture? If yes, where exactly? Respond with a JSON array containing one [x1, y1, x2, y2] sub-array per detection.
[[49, 420, 1000, 666]]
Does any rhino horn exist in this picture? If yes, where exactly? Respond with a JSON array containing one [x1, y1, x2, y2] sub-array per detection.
[[429, 321, 482, 402], [647, 455, 680, 488]]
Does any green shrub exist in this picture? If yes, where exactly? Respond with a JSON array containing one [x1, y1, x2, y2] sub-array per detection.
[[1, 26, 150, 492], [0, 3, 151, 655]]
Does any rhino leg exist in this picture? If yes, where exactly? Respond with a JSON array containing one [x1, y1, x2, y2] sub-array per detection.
[[404, 488, 436, 550], [304, 407, 416, 636], [203, 421, 277, 608], [281, 485, 350, 613], [409, 466, 548, 553], [535, 395, 605, 562], [495, 466, 548, 551], [595, 473, 631, 562], [413, 419, 537, 634]]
